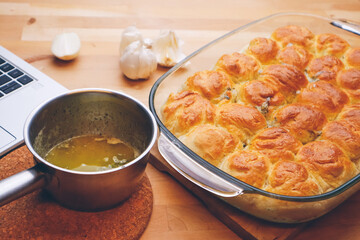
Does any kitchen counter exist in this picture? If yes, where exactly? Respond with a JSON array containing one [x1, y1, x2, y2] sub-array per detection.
[[0, 1, 360, 239]]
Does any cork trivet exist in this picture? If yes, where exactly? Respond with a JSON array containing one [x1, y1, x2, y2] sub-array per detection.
[[0, 145, 153, 240]]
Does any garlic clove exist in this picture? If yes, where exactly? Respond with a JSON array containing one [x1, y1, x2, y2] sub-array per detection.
[[143, 37, 153, 49], [120, 40, 157, 80], [51, 32, 81, 61], [119, 26, 143, 56], [152, 30, 185, 67]]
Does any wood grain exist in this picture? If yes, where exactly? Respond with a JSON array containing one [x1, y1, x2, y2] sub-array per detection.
[[0, 1, 359, 239]]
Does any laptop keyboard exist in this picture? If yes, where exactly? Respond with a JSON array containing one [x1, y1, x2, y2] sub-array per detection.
[[0, 56, 34, 98]]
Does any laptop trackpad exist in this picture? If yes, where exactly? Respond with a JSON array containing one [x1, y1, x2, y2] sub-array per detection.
[[0, 126, 16, 148]]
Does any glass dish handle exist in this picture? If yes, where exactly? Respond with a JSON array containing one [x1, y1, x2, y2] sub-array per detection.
[[158, 133, 248, 198]]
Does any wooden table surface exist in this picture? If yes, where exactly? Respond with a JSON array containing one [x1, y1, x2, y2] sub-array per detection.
[[1, 1, 360, 239]]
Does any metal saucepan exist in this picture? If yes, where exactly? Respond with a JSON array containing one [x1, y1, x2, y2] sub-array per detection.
[[0, 88, 158, 211]]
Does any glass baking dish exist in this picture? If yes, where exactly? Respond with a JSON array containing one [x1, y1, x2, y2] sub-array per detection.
[[149, 12, 360, 223]]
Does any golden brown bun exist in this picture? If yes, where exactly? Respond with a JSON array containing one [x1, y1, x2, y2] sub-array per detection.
[[221, 150, 270, 189], [162, 90, 216, 136], [215, 103, 267, 143], [273, 103, 327, 143], [266, 160, 321, 196], [297, 140, 357, 190], [315, 33, 350, 58], [239, 79, 286, 116], [249, 127, 302, 163], [307, 55, 344, 84], [296, 80, 349, 120], [321, 120, 360, 160], [246, 37, 279, 64], [179, 124, 238, 167], [337, 68, 360, 103], [260, 64, 308, 100], [214, 52, 260, 83], [271, 25, 315, 49], [278, 45, 313, 70], [184, 70, 234, 103], [345, 48, 360, 68], [338, 104, 360, 130]]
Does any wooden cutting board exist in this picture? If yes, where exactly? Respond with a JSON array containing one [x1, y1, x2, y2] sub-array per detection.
[[0, 146, 153, 240], [149, 141, 360, 240]]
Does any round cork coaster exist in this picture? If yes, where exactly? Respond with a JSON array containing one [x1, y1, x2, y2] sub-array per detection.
[[0, 145, 153, 240]]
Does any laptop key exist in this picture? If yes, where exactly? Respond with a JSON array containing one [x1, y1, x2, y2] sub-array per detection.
[[0, 75, 12, 86], [0, 81, 21, 94], [18, 75, 33, 85], [0, 92, 3, 98], [0, 63, 15, 72], [8, 68, 24, 78], [0, 58, 5, 65], [0, 80, 16, 90]]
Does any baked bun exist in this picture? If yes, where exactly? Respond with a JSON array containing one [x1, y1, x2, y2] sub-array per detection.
[[307, 55, 344, 84], [249, 127, 302, 163], [246, 37, 279, 64], [266, 160, 321, 196], [179, 124, 238, 167], [297, 140, 357, 191], [337, 68, 360, 103], [214, 52, 260, 83], [162, 24, 360, 197], [271, 25, 315, 49], [273, 103, 327, 143], [345, 47, 360, 68], [260, 64, 308, 101], [338, 104, 360, 130], [315, 33, 350, 58], [296, 80, 349, 120], [215, 102, 267, 143], [321, 120, 360, 161], [238, 79, 286, 117], [162, 90, 216, 136], [321, 121, 360, 161], [184, 70, 234, 103], [221, 150, 270, 188], [278, 45, 313, 70]]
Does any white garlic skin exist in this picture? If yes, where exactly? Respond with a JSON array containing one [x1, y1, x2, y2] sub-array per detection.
[[51, 32, 81, 61], [152, 30, 186, 67], [143, 38, 153, 49], [120, 40, 157, 80], [119, 26, 143, 56]]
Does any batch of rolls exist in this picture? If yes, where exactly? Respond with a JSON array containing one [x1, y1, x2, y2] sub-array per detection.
[[162, 25, 360, 197]]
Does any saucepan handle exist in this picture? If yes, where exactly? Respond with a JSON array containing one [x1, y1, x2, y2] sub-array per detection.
[[0, 164, 47, 207], [158, 133, 248, 198]]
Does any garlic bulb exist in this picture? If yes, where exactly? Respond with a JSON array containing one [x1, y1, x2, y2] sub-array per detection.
[[152, 30, 186, 67], [119, 26, 143, 56], [51, 32, 81, 61], [120, 40, 157, 80]]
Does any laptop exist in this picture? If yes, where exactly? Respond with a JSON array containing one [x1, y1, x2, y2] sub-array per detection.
[[0, 46, 68, 156]]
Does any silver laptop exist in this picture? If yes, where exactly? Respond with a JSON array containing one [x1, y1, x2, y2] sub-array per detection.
[[0, 46, 68, 156]]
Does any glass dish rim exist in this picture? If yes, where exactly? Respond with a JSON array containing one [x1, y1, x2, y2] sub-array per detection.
[[149, 12, 360, 202]]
